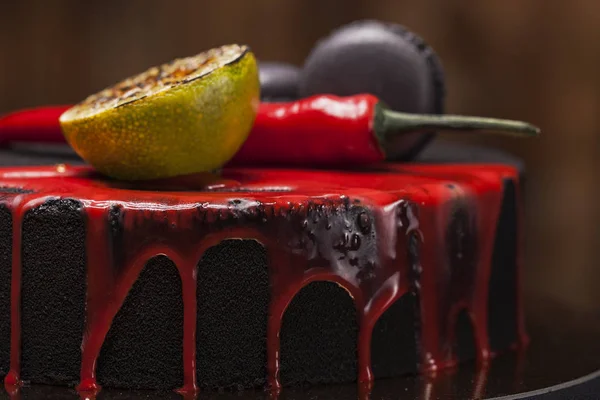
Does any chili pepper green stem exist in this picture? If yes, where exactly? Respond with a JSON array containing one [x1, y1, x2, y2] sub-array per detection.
[[374, 102, 540, 143]]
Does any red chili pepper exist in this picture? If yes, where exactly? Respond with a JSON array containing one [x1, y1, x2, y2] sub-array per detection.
[[0, 95, 538, 166], [229, 94, 538, 166], [0, 105, 70, 147]]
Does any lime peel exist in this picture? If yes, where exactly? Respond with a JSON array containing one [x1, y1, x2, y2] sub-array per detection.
[[60, 44, 259, 181]]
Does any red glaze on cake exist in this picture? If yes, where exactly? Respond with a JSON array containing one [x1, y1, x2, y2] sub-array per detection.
[[0, 163, 528, 396]]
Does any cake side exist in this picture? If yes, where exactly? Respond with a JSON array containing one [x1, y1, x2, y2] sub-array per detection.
[[0, 201, 12, 377], [21, 199, 86, 385], [0, 163, 526, 392]]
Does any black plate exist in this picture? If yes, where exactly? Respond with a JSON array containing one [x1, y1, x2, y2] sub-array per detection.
[[1, 142, 597, 399]]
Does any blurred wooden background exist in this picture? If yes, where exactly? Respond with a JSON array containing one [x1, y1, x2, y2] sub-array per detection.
[[1, 1, 599, 311]]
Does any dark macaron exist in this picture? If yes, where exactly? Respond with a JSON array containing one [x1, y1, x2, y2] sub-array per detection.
[[259, 62, 301, 102], [299, 20, 446, 161]]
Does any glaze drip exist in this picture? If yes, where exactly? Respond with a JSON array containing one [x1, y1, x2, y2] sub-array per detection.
[[0, 163, 527, 396]]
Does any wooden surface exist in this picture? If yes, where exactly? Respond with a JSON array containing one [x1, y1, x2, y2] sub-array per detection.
[[1, 0, 599, 311]]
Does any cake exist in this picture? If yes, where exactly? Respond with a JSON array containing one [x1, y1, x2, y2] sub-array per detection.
[[0, 142, 527, 394]]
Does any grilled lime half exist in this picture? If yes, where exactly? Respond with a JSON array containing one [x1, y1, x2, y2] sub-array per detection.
[[59, 44, 259, 180]]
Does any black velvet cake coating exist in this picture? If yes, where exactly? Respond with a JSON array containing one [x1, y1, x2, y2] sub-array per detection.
[[488, 179, 519, 352], [97, 256, 184, 390], [195, 240, 269, 390], [0, 144, 82, 166], [0, 204, 11, 377], [21, 199, 86, 385], [419, 141, 526, 179], [456, 310, 476, 362], [280, 281, 358, 386], [371, 294, 418, 379], [0, 140, 525, 174]]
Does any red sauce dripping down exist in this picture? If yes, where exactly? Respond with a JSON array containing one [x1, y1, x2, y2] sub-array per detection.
[[0, 163, 528, 397]]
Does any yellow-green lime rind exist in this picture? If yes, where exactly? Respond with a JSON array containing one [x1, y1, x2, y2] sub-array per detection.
[[59, 44, 260, 181]]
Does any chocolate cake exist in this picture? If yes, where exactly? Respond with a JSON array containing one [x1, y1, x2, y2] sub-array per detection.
[[0, 141, 527, 394]]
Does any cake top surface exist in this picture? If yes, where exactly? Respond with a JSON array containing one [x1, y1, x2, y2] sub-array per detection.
[[0, 163, 519, 209]]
